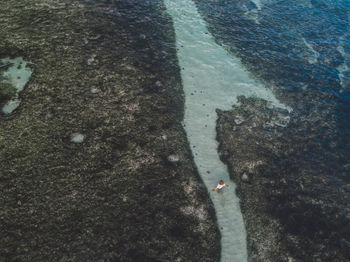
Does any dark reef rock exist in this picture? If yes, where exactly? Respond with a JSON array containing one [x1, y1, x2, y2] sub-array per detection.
[[0, 66, 16, 105], [0, 82, 16, 105], [0, 0, 219, 261], [216, 96, 350, 262]]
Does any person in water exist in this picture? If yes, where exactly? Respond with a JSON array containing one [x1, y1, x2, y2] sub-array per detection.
[[212, 180, 229, 191]]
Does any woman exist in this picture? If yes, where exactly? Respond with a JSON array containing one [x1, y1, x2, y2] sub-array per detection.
[[212, 180, 229, 191]]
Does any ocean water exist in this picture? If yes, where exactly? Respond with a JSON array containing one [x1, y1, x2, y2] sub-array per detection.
[[164, 0, 289, 261], [187, 0, 350, 259], [165, 0, 350, 260], [192, 0, 350, 122], [3, 0, 349, 260], [191, 0, 350, 180]]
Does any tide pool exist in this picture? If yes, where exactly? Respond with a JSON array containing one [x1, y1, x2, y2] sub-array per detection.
[[0, 57, 32, 114]]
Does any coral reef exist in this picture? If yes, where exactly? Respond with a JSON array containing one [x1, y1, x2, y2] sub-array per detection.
[[217, 96, 350, 262], [0, 0, 220, 261]]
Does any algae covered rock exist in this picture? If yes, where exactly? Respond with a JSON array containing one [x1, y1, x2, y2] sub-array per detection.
[[0, 63, 15, 103], [0, 81, 16, 103], [0, 0, 220, 261], [217, 96, 350, 262]]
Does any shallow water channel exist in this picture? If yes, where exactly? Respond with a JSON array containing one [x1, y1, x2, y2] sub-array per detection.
[[164, 0, 288, 261]]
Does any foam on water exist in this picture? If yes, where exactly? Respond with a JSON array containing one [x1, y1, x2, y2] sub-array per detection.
[[244, 8, 261, 24], [301, 37, 319, 64], [251, 0, 263, 10], [164, 0, 288, 261], [337, 24, 350, 89], [1, 57, 32, 114]]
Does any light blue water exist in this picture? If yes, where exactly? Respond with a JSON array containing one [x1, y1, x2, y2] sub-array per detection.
[[164, 0, 288, 261], [1, 57, 32, 114], [182, 0, 350, 260]]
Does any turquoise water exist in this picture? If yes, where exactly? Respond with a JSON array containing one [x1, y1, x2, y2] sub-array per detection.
[[190, 0, 350, 259], [1, 57, 32, 114], [164, 0, 288, 261]]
